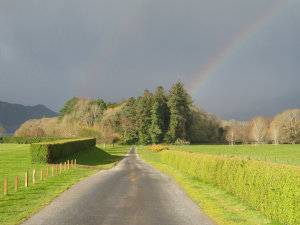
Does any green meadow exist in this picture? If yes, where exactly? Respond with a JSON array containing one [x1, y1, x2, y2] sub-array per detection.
[[170, 144, 300, 166], [0, 144, 128, 225]]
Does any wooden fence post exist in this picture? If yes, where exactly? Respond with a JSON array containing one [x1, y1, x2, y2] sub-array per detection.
[[15, 176, 18, 192], [60, 163, 62, 174], [33, 169, 36, 184], [67, 160, 70, 169], [25, 172, 28, 187], [4, 178, 8, 195], [40, 168, 43, 180], [52, 165, 54, 176], [64, 162, 66, 171], [71, 160, 73, 168], [56, 164, 58, 175], [75, 159, 77, 167], [46, 167, 48, 179]]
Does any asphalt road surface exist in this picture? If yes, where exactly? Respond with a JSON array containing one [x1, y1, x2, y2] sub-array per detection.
[[22, 148, 215, 225]]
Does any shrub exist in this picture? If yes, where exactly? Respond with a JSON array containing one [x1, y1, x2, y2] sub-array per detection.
[[160, 151, 300, 225], [174, 138, 190, 145], [147, 145, 169, 152], [30, 138, 96, 163], [1, 137, 69, 144]]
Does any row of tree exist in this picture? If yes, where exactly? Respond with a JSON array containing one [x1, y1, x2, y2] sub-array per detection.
[[14, 81, 299, 145], [14, 82, 225, 144], [225, 109, 300, 145], [98, 82, 224, 144]]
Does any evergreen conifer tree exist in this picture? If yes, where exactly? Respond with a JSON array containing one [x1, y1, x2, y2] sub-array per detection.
[[166, 81, 192, 142], [135, 90, 153, 144], [150, 86, 169, 143]]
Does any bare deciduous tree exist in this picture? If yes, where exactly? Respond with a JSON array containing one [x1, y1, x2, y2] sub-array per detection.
[[225, 125, 240, 146], [249, 116, 270, 145], [269, 114, 283, 145], [0, 123, 6, 136], [33, 127, 46, 137], [238, 121, 250, 145], [281, 109, 300, 144], [61, 116, 79, 137], [119, 115, 135, 138]]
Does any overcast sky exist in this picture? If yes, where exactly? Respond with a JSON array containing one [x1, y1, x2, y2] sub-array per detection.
[[1, 0, 299, 120]]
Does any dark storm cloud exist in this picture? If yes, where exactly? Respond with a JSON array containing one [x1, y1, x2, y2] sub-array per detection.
[[1, 0, 299, 120]]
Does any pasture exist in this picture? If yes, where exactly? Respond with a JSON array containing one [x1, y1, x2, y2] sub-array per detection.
[[0, 144, 128, 225], [170, 144, 300, 166]]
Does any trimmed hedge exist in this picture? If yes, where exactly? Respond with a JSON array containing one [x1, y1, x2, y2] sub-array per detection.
[[30, 138, 96, 163], [160, 151, 300, 225], [1, 137, 70, 144]]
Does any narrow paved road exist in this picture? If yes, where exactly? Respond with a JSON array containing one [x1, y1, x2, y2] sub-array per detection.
[[22, 148, 215, 225]]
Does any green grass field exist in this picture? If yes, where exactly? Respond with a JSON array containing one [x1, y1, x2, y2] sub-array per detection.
[[138, 146, 283, 225], [169, 144, 300, 166], [0, 144, 128, 225]]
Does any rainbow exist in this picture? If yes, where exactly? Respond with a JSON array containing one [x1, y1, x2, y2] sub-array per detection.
[[189, 0, 294, 98]]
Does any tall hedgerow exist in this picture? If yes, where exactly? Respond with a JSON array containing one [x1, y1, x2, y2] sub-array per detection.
[[30, 138, 96, 163], [160, 151, 300, 225]]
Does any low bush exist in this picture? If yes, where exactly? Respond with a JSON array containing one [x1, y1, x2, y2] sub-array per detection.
[[1, 136, 69, 144], [174, 138, 190, 145], [147, 145, 169, 152], [160, 151, 300, 225], [30, 138, 96, 163]]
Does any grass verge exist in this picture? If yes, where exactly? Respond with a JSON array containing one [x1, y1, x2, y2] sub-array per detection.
[[0, 144, 128, 225], [138, 146, 282, 225]]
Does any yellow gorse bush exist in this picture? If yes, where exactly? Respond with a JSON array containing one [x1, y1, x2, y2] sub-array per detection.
[[147, 145, 169, 152], [160, 150, 300, 225]]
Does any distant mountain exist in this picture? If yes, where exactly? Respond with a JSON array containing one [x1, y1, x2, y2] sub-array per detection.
[[219, 92, 300, 121], [0, 101, 58, 135]]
